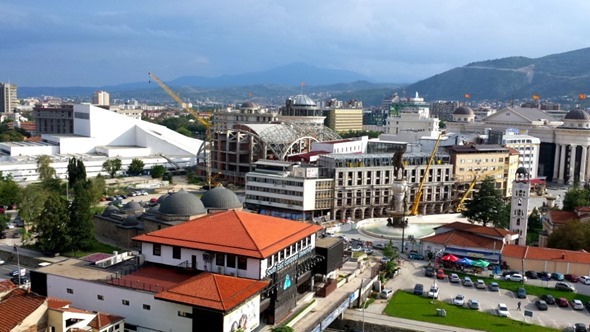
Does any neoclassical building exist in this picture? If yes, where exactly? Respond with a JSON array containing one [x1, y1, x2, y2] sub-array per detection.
[[553, 108, 590, 184]]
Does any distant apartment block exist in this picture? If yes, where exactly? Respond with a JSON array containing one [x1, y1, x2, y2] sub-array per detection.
[[0, 82, 17, 113], [92, 90, 110, 106], [430, 101, 459, 121], [32, 104, 75, 135], [322, 99, 363, 133]]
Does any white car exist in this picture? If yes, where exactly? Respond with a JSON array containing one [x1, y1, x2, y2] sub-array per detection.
[[580, 276, 590, 285], [428, 286, 439, 299], [453, 294, 465, 306], [0, 259, 5, 265], [505, 273, 526, 282], [380, 288, 393, 299], [571, 299, 584, 310], [475, 279, 486, 289], [497, 303, 510, 317], [449, 273, 460, 283]]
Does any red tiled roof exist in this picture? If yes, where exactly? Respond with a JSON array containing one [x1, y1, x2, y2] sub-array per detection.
[[0, 280, 15, 294], [503, 244, 590, 264], [155, 272, 268, 312], [434, 221, 514, 239], [133, 210, 322, 258], [0, 289, 46, 332], [548, 210, 578, 225], [47, 297, 71, 309], [89, 312, 124, 329], [421, 230, 503, 250]]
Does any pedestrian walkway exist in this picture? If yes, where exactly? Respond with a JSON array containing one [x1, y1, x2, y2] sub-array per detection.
[[0, 243, 67, 264]]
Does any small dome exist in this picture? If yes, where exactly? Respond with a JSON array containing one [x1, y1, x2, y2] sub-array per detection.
[[158, 189, 206, 216], [292, 95, 317, 106], [240, 101, 257, 109], [102, 205, 119, 216], [146, 204, 160, 215], [564, 108, 590, 120], [122, 215, 139, 226], [157, 194, 169, 204], [200, 186, 242, 210], [516, 166, 529, 176], [121, 201, 144, 213], [453, 106, 475, 116]]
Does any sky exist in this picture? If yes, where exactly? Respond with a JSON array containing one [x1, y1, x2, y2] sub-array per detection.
[[2, 1, 590, 87]]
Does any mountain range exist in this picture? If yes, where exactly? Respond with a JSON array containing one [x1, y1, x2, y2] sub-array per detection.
[[17, 48, 590, 106]]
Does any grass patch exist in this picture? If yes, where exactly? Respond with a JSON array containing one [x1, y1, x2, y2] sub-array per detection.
[[444, 269, 590, 302], [385, 291, 558, 332], [62, 240, 121, 258], [282, 299, 315, 326]]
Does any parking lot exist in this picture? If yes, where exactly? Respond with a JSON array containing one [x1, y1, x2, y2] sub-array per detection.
[[403, 261, 590, 330]]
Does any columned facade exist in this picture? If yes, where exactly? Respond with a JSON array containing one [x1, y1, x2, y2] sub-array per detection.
[[554, 108, 590, 185]]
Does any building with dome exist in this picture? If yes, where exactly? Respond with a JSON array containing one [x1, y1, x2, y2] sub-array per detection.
[[553, 107, 590, 184], [200, 186, 243, 213], [452, 105, 476, 123]]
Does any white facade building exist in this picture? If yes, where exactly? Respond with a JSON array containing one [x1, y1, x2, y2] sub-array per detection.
[[502, 133, 541, 179], [510, 167, 531, 246]]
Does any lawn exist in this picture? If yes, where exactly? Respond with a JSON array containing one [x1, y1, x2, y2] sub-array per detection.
[[61, 240, 121, 258], [443, 269, 590, 302], [384, 291, 558, 332]]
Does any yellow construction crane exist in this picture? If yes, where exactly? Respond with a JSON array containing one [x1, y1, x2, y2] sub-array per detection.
[[148, 72, 214, 188], [409, 132, 443, 215], [455, 168, 505, 212]]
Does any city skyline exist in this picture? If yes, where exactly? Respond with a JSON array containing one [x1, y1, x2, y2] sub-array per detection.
[[2, 1, 590, 87]]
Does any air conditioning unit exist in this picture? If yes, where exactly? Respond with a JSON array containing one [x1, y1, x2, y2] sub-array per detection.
[[203, 253, 210, 261]]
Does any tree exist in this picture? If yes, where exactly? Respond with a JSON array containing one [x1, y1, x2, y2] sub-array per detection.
[[527, 207, 542, 245], [151, 165, 166, 179], [67, 180, 95, 251], [67, 157, 87, 187], [463, 177, 508, 227], [32, 192, 70, 254], [18, 184, 48, 245], [127, 158, 145, 176], [102, 158, 122, 178], [176, 127, 192, 137], [0, 174, 22, 207], [37, 155, 56, 182], [87, 174, 106, 205], [562, 186, 590, 211], [547, 220, 590, 251]]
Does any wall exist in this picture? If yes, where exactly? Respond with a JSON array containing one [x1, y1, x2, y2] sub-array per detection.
[[503, 257, 590, 276]]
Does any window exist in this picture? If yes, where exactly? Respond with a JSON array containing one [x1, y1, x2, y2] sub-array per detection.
[[216, 253, 225, 266], [153, 244, 161, 256], [238, 256, 247, 270], [67, 288, 73, 294], [122, 299, 130, 306], [172, 246, 181, 259], [227, 254, 236, 268], [124, 323, 137, 331], [178, 311, 193, 318], [143, 304, 151, 310], [97, 294, 104, 301]]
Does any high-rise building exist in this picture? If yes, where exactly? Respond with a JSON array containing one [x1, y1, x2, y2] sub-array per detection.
[[92, 90, 110, 106], [0, 82, 17, 113]]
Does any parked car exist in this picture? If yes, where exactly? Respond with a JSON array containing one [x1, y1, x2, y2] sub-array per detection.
[[516, 287, 527, 299], [413, 284, 424, 295], [373, 243, 385, 250], [427, 286, 439, 299], [585, 301, 590, 311], [462, 276, 473, 287], [541, 294, 556, 304], [502, 270, 521, 277], [467, 299, 480, 310], [409, 252, 424, 260], [0, 259, 4, 265], [449, 273, 460, 283], [535, 300, 548, 310], [525, 270, 538, 279], [475, 279, 486, 289], [572, 299, 585, 310], [574, 323, 588, 332], [552, 272, 564, 281], [350, 246, 363, 252], [580, 276, 590, 285], [425, 267, 435, 277], [555, 282, 576, 292], [363, 248, 374, 255], [537, 271, 552, 279], [557, 297, 569, 307], [496, 303, 510, 317], [436, 269, 445, 280], [488, 282, 499, 292], [505, 273, 526, 282], [453, 294, 465, 306], [380, 288, 393, 299], [565, 274, 580, 283]]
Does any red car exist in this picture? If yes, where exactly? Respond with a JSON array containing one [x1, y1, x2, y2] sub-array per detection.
[[557, 297, 569, 307], [565, 274, 580, 283], [436, 269, 445, 279]]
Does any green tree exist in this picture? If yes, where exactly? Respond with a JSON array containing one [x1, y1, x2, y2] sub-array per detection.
[[18, 184, 48, 245], [67, 157, 87, 187], [102, 158, 122, 178], [87, 174, 106, 205], [562, 186, 590, 211], [176, 127, 192, 137], [37, 155, 56, 182], [463, 177, 508, 227], [382, 239, 397, 259], [32, 193, 70, 254], [527, 207, 542, 244], [151, 165, 166, 179], [127, 158, 145, 176], [0, 174, 22, 207], [547, 220, 590, 251], [67, 181, 95, 251]]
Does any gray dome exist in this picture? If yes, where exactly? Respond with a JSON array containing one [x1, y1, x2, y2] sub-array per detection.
[[241, 101, 257, 108], [158, 189, 206, 215], [564, 108, 590, 120], [121, 201, 144, 213], [200, 186, 242, 209], [146, 204, 160, 214], [292, 95, 317, 106], [453, 106, 474, 115], [516, 166, 529, 176], [102, 205, 119, 216], [157, 194, 169, 204], [122, 215, 139, 226]]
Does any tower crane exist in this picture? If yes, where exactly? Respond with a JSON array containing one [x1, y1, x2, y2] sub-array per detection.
[[409, 132, 443, 215], [148, 72, 214, 188]]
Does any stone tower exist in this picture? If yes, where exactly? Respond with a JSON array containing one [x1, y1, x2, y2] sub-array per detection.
[[510, 166, 530, 246]]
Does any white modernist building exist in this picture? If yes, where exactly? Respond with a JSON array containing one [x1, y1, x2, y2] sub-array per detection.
[[502, 133, 541, 179], [0, 104, 203, 182]]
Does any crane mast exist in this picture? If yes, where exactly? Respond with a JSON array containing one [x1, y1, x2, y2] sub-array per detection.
[[409, 132, 443, 215], [148, 72, 213, 187]]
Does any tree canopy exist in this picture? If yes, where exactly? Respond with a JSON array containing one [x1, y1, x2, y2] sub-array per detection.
[[151, 165, 166, 179], [102, 158, 122, 178], [33, 193, 71, 254], [127, 158, 145, 176], [67, 181, 95, 251], [462, 176, 508, 227], [67, 157, 87, 187], [562, 186, 590, 211], [547, 220, 590, 251]]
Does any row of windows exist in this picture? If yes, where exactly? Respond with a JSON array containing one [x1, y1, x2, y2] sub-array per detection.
[[247, 177, 304, 187], [459, 158, 504, 163], [267, 236, 311, 268], [245, 185, 304, 197], [245, 195, 302, 207], [153, 244, 249, 270]]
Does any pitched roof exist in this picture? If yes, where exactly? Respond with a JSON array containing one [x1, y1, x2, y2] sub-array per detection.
[[47, 297, 71, 309], [0, 280, 15, 294], [0, 289, 46, 332], [155, 272, 268, 312], [88, 313, 125, 329], [421, 230, 503, 250], [502, 244, 590, 264], [133, 210, 322, 258], [548, 210, 578, 225], [434, 221, 514, 239]]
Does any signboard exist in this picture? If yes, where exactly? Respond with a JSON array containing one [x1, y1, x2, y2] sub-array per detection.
[[524, 310, 533, 317]]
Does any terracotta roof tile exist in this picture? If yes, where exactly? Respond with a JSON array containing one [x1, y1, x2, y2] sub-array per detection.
[[0, 289, 46, 332], [548, 210, 578, 224], [47, 297, 71, 309], [155, 272, 268, 312], [88, 312, 125, 329], [421, 230, 503, 250], [434, 221, 514, 239], [133, 210, 322, 258], [0, 280, 15, 294], [502, 244, 590, 264]]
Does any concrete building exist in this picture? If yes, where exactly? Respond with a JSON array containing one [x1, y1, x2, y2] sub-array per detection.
[[0, 82, 17, 113], [31, 104, 75, 135], [430, 101, 460, 122], [212, 102, 278, 132], [92, 90, 110, 106], [384, 108, 441, 142], [510, 167, 531, 246], [322, 99, 363, 133]]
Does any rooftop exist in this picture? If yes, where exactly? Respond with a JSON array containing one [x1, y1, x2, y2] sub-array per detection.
[[502, 244, 590, 264], [434, 221, 515, 239], [0, 288, 47, 332], [421, 230, 503, 250]]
